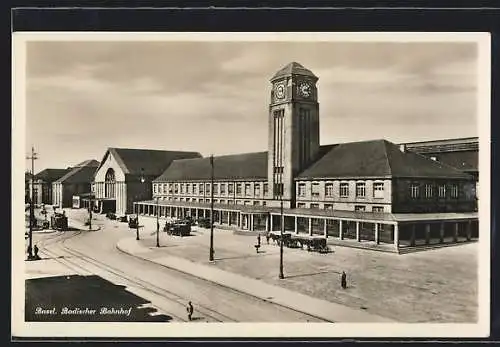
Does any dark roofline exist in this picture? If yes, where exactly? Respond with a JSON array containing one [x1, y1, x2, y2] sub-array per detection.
[[400, 137, 479, 146]]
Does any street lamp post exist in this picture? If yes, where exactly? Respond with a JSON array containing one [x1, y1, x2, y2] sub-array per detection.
[[156, 196, 160, 248], [88, 193, 93, 231], [279, 183, 284, 279], [26, 146, 38, 260], [209, 154, 215, 261], [137, 169, 145, 241]]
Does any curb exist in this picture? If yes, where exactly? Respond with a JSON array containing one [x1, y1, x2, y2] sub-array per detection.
[[116, 238, 394, 323], [115, 240, 334, 323]]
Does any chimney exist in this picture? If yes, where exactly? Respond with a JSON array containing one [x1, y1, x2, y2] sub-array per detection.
[[399, 144, 406, 152]]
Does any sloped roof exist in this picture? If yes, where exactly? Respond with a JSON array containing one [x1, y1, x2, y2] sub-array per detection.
[[73, 159, 100, 168], [297, 139, 473, 180], [34, 168, 72, 182], [96, 148, 202, 178], [271, 62, 318, 81], [55, 160, 100, 184], [154, 152, 268, 182], [415, 151, 478, 173]]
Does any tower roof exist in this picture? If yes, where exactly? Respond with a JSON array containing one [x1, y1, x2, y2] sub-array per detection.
[[271, 62, 318, 81]]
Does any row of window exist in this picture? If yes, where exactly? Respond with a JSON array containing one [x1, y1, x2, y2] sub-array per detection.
[[409, 183, 459, 199], [154, 195, 267, 206], [296, 202, 385, 212], [297, 182, 385, 199], [153, 182, 269, 197]]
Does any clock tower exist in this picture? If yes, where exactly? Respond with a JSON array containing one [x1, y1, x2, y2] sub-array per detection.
[[267, 62, 320, 208]]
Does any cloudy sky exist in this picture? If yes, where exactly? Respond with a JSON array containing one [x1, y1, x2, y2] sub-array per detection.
[[24, 39, 479, 172]]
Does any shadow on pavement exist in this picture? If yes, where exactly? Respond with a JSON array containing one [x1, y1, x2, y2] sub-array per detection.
[[25, 274, 173, 322]]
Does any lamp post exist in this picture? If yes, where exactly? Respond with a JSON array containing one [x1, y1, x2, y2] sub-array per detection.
[[279, 179, 284, 280], [209, 154, 215, 261], [88, 194, 93, 231], [137, 169, 145, 241], [156, 196, 160, 248], [26, 146, 38, 260]]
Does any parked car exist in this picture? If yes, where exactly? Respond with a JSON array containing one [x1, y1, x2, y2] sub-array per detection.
[[128, 216, 139, 229], [106, 212, 116, 220], [197, 218, 212, 229]]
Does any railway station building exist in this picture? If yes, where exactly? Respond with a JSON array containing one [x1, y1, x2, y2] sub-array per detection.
[[130, 62, 479, 252]]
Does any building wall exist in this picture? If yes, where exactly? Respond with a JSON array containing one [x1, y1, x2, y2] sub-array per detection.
[[93, 151, 127, 215], [392, 178, 476, 213], [153, 179, 270, 206], [295, 179, 392, 212]]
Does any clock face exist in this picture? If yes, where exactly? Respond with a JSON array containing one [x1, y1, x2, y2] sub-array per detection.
[[275, 83, 286, 99], [298, 81, 312, 98]]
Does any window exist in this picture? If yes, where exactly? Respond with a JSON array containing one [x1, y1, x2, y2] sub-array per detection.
[[220, 183, 226, 195], [262, 201, 266, 206], [356, 182, 366, 198], [424, 184, 433, 198], [180, 184, 185, 194], [354, 205, 366, 212], [180, 197, 184, 202], [263, 183, 268, 195], [409, 184, 420, 198], [153, 184, 157, 194], [340, 183, 349, 197], [254, 183, 261, 196], [310, 203, 320, 209], [274, 183, 284, 196], [228, 200, 234, 204], [451, 184, 459, 198], [298, 183, 306, 196], [324, 204, 333, 210], [199, 183, 203, 194], [193, 184, 198, 195], [167, 184, 173, 194], [253, 201, 260, 206], [236, 183, 242, 195], [373, 182, 384, 199], [186, 198, 190, 202], [297, 203, 306, 208], [220, 199, 225, 204], [213, 183, 219, 195], [245, 183, 251, 196], [228, 183, 234, 194], [236, 200, 242, 205], [163, 184, 167, 194], [372, 206, 384, 213], [438, 184, 446, 198], [325, 183, 334, 197], [311, 183, 320, 197], [205, 199, 210, 203], [244, 200, 251, 205], [205, 183, 210, 194], [174, 184, 179, 194]]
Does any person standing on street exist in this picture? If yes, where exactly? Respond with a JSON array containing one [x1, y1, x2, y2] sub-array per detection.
[[186, 301, 194, 321], [341, 271, 347, 289]]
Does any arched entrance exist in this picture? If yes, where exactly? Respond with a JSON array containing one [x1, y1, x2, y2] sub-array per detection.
[[105, 168, 116, 198]]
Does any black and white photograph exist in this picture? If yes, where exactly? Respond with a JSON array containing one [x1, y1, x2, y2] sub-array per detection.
[[12, 32, 491, 338]]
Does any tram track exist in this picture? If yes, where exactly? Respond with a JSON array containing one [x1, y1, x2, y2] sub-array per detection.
[[38, 230, 236, 322]]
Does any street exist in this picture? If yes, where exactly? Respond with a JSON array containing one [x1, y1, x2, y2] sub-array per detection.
[[25, 211, 326, 323]]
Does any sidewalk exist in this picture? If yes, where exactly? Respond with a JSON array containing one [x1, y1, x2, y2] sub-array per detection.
[[116, 237, 394, 323]]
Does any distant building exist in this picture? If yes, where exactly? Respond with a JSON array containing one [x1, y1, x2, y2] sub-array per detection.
[[91, 148, 201, 216], [29, 168, 72, 205], [400, 137, 479, 202], [132, 62, 478, 252], [52, 160, 100, 208]]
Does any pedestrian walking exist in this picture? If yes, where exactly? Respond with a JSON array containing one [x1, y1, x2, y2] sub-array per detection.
[[341, 271, 347, 289], [265, 233, 270, 244], [186, 301, 194, 321], [257, 234, 261, 247], [26, 245, 32, 260], [34, 244, 40, 260]]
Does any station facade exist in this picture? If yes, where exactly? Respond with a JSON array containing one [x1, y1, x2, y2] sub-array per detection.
[[133, 62, 479, 253]]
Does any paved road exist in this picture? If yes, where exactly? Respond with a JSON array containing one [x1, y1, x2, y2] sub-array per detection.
[[34, 215, 325, 323]]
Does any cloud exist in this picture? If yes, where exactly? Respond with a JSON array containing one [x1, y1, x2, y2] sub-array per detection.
[[24, 40, 479, 171]]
